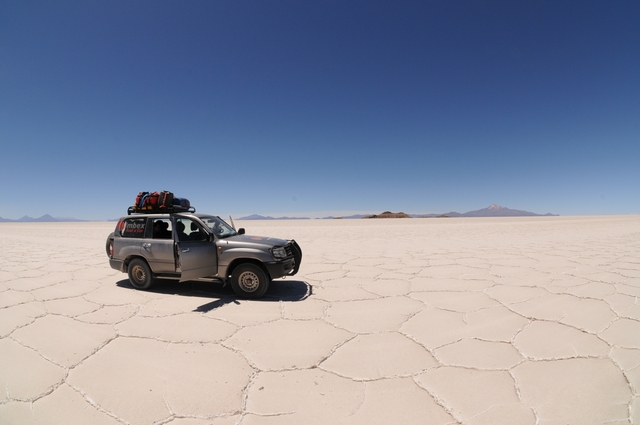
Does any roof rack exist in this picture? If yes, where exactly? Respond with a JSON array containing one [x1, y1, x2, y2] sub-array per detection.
[[127, 205, 196, 215]]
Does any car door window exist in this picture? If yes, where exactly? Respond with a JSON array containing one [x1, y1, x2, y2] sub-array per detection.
[[174, 218, 207, 242], [151, 219, 172, 239]]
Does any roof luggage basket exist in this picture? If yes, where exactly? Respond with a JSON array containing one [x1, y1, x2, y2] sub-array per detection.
[[127, 205, 196, 215]]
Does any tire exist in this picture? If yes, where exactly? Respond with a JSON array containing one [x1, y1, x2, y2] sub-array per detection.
[[128, 258, 153, 290], [231, 263, 269, 298]]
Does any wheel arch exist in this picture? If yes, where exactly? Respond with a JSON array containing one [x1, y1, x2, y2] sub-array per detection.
[[226, 258, 271, 280], [124, 255, 151, 272]]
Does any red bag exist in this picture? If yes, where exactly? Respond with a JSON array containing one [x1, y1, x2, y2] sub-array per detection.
[[144, 192, 160, 208], [135, 192, 149, 208]]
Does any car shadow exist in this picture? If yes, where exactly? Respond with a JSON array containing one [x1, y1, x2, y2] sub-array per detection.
[[115, 278, 312, 313]]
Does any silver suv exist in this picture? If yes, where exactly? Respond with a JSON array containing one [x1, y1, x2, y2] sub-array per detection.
[[106, 212, 302, 298]]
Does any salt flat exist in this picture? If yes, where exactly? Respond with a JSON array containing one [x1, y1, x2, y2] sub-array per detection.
[[1, 216, 639, 425]]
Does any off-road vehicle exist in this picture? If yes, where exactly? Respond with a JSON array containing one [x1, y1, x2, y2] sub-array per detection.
[[106, 211, 302, 298]]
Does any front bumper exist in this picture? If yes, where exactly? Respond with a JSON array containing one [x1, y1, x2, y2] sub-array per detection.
[[265, 240, 302, 279], [264, 258, 296, 279]]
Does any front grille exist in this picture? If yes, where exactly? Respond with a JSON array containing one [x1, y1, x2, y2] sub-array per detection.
[[285, 244, 293, 257]]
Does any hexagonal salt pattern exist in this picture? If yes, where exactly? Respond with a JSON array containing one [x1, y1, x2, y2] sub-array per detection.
[[1, 217, 639, 424]]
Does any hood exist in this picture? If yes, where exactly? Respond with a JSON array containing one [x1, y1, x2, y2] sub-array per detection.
[[224, 234, 289, 248]]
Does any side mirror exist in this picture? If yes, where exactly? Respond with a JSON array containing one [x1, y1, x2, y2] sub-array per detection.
[[238, 228, 245, 235]]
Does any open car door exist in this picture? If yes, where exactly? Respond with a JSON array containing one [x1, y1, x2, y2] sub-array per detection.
[[174, 217, 218, 282]]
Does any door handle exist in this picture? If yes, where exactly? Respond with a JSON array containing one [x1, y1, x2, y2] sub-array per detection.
[[142, 243, 151, 249], [181, 248, 190, 253]]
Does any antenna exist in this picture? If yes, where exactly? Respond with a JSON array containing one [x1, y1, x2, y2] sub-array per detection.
[[229, 215, 236, 231]]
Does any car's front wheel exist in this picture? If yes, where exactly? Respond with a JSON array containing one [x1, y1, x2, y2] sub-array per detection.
[[231, 264, 269, 298], [128, 258, 153, 290]]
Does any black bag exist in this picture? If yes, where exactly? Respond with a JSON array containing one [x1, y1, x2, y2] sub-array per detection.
[[159, 191, 174, 209], [173, 197, 190, 208]]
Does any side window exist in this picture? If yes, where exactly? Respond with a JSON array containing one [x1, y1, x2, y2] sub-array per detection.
[[151, 219, 172, 239], [119, 218, 146, 238], [174, 218, 207, 242]]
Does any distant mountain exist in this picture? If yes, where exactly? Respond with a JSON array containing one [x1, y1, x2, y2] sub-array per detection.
[[237, 214, 267, 220], [2, 205, 557, 223], [322, 214, 370, 219], [18, 214, 55, 222], [237, 205, 557, 220], [238, 214, 310, 220], [459, 204, 557, 217], [0, 215, 87, 223], [364, 211, 412, 219], [417, 204, 558, 218], [411, 213, 460, 218]]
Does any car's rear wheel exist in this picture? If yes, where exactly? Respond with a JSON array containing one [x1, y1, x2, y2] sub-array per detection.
[[231, 264, 269, 298], [128, 258, 153, 290]]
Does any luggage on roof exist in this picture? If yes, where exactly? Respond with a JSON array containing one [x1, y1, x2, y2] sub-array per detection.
[[128, 191, 194, 214]]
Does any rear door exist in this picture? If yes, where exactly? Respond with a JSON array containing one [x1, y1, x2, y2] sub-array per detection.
[[141, 218, 176, 273], [174, 217, 218, 281]]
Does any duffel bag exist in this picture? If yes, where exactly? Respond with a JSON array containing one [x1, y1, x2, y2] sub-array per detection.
[[173, 197, 190, 208], [144, 192, 160, 209], [135, 192, 149, 208]]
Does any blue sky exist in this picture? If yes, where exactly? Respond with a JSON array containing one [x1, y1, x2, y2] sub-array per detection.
[[1, 1, 638, 220]]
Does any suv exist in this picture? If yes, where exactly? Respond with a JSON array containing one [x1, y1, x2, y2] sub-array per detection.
[[106, 212, 302, 298]]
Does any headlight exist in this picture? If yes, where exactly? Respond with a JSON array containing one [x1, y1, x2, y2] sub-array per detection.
[[271, 246, 287, 259]]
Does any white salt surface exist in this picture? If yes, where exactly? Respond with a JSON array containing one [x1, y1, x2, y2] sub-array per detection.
[[1, 216, 639, 424]]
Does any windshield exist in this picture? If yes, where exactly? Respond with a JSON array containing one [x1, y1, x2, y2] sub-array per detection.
[[198, 215, 237, 239]]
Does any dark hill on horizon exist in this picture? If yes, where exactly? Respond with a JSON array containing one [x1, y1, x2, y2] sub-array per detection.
[[365, 211, 413, 219]]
